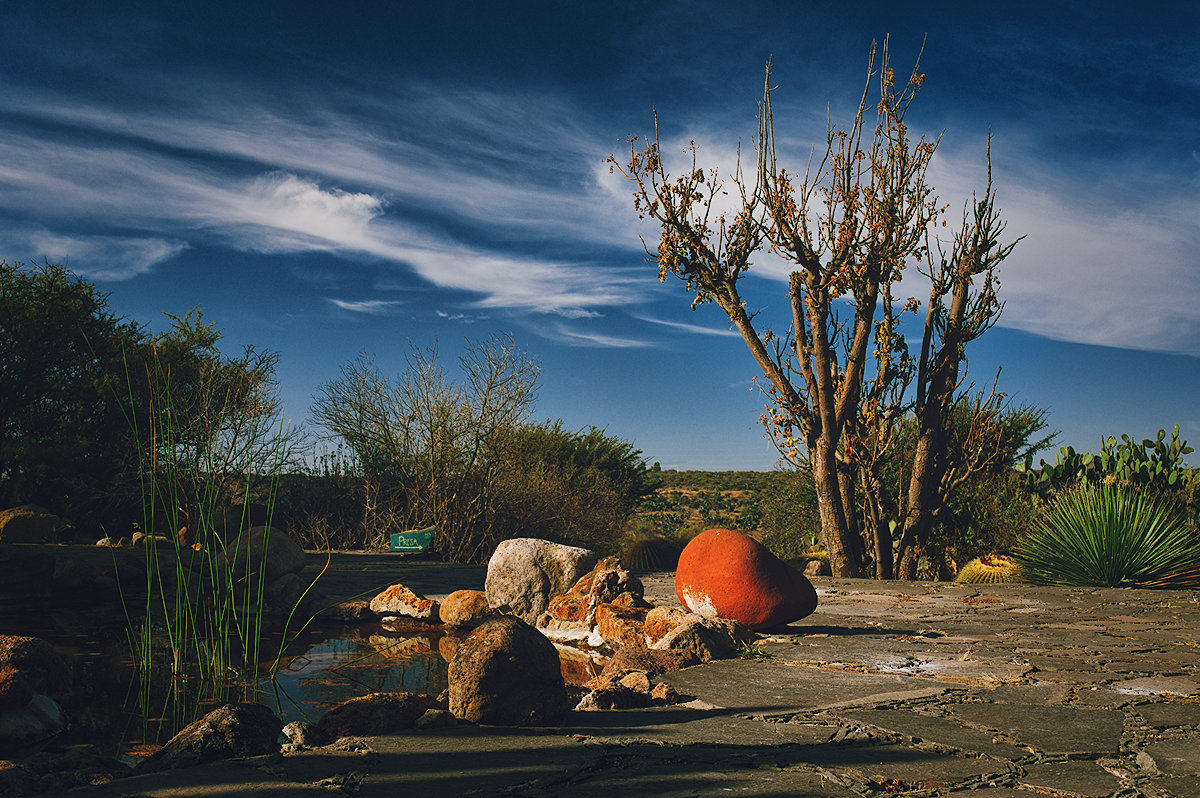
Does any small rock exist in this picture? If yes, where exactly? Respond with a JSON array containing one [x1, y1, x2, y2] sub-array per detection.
[[618, 671, 651, 693], [546, 557, 647, 623], [643, 606, 691, 644], [439, 590, 493, 627], [650, 682, 684, 704], [414, 709, 458, 729], [804, 559, 832, 577], [315, 692, 440, 739], [650, 614, 754, 662], [320, 599, 374, 622], [370, 584, 438, 621], [281, 720, 323, 748], [139, 702, 281, 772], [448, 616, 569, 726], [0, 695, 65, 755], [601, 645, 699, 677]]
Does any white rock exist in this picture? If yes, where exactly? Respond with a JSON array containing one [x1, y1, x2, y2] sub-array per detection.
[[484, 538, 597, 624]]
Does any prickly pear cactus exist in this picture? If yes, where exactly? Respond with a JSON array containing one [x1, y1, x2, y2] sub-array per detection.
[[1016, 425, 1196, 499]]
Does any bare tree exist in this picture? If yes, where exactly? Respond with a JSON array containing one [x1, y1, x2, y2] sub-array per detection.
[[310, 333, 541, 562], [610, 40, 1021, 578]]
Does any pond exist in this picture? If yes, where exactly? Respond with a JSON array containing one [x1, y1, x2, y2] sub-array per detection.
[[1, 593, 603, 763]]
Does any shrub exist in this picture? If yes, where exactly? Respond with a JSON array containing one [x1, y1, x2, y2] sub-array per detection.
[[1014, 483, 1200, 588]]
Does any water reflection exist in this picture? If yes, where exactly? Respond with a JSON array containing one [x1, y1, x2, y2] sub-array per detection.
[[265, 620, 454, 725]]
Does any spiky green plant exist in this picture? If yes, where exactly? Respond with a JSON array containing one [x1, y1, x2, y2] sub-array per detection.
[[955, 554, 1021, 584], [1014, 483, 1200, 588]]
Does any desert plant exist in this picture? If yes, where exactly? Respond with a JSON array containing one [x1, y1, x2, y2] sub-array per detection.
[[1017, 425, 1196, 500], [955, 554, 1021, 584], [1014, 483, 1200, 588], [620, 535, 685, 570]]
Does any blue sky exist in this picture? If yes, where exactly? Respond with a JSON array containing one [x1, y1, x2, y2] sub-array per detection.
[[2, 1, 1197, 469]]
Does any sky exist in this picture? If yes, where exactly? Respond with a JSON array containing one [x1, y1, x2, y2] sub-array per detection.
[[1, 1, 1198, 470]]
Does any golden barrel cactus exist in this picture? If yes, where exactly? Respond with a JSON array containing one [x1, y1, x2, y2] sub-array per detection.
[[955, 554, 1021, 584]]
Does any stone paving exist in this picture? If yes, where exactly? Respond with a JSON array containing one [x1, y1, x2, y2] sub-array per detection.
[[64, 557, 1200, 797]]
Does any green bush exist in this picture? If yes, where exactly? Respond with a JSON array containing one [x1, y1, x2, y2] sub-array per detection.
[[1014, 483, 1200, 588]]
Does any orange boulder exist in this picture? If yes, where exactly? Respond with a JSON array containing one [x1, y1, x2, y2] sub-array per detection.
[[674, 528, 817, 631]]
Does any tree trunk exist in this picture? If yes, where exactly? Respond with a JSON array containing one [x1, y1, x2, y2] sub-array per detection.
[[811, 441, 863, 577]]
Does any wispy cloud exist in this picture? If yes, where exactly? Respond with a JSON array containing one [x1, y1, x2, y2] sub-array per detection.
[[542, 323, 652, 348], [0, 81, 647, 318], [327, 298, 404, 314], [635, 314, 741, 337]]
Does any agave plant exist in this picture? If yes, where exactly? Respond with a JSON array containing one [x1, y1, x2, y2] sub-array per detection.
[[1014, 483, 1200, 588]]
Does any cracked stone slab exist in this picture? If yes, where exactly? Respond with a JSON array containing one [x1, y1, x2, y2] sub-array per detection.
[[1018, 760, 1124, 797], [1114, 675, 1200, 696], [660, 659, 956, 716], [948, 703, 1125, 755], [1140, 738, 1200, 776], [513, 745, 864, 797], [560, 705, 837, 747], [1134, 701, 1200, 728], [809, 742, 1012, 791], [837, 709, 1029, 760]]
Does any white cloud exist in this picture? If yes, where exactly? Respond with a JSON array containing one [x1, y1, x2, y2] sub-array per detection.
[[635, 314, 740, 337], [327, 298, 403, 313], [543, 323, 652, 348], [8, 227, 187, 280]]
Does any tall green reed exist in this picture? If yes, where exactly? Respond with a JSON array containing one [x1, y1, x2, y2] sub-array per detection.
[[112, 331, 305, 722]]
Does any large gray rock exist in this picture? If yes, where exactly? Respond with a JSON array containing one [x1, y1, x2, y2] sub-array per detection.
[[139, 702, 281, 772], [485, 538, 597, 624], [448, 616, 569, 726], [216, 525, 305, 587]]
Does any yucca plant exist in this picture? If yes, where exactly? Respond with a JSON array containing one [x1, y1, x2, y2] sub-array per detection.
[[1014, 483, 1200, 588]]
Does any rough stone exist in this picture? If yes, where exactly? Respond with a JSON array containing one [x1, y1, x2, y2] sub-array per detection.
[[438, 589, 493, 627], [675, 528, 817, 630], [139, 702, 282, 772], [370, 583, 438, 621], [0, 636, 72, 703], [545, 556, 645, 623], [949, 703, 1125, 755], [643, 605, 691, 644], [448, 615, 569, 725], [0, 505, 63, 544], [319, 599, 374, 622], [1019, 761, 1123, 797], [264, 572, 309, 612], [0, 667, 32, 713], [315, 692, 440, 739], [0, 695, 65, 755], [594, 603, 648, 649], [1141, 738, 1200, 776], [650, 613, 754, 662], [601, 645, 699, 677], [484, 538, 597, 624], [217, 525, 305, 588]]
